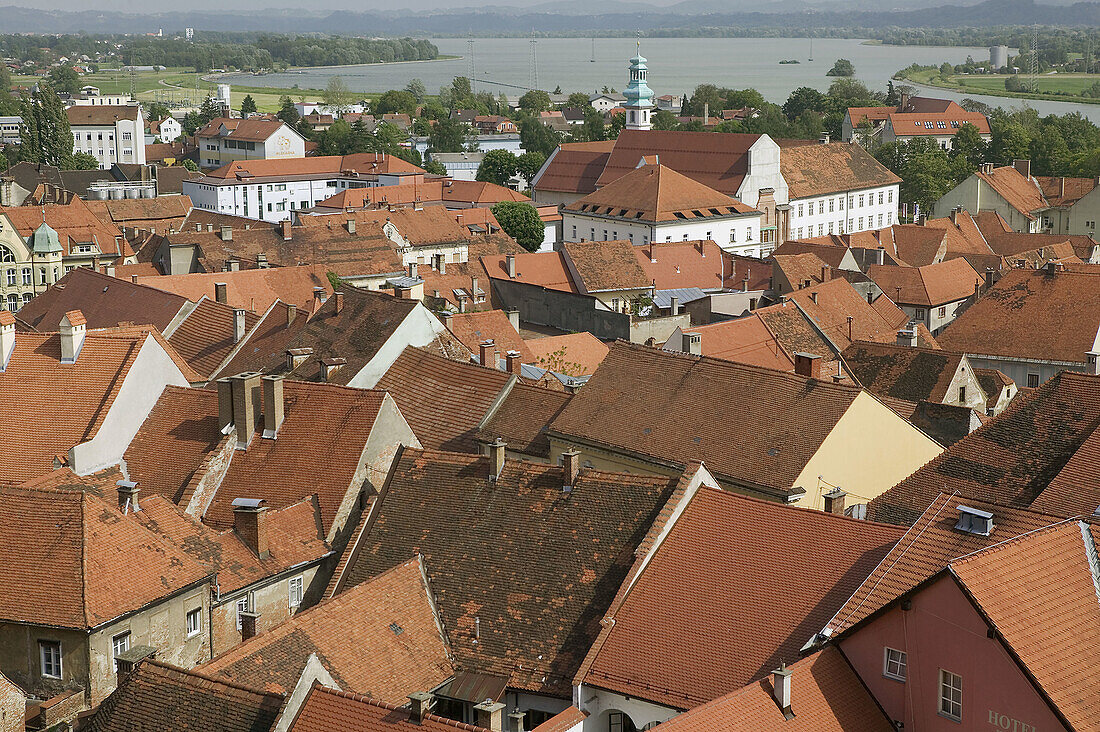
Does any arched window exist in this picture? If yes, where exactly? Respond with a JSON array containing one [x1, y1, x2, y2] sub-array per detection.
[[5, 293, 17, 310], [0, 245, 15, 263]]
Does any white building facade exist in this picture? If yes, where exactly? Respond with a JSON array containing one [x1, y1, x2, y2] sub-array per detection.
[[788, 185, 898, 240], [68, 105, 146, 169]]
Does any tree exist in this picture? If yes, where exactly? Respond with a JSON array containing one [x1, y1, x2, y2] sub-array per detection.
[[519, 89, 552, 113], [1005, 75, 1027, 93], [428, 117, 470, 153], [652, 109, 679, 131], [277, 95, 299, 126], [491, 201, 544, 252], [519, 116, 562, 157], [782, 87, 827, 120], [1030, 126, 1071, 176], [683, 83, 723, 117], [144, 101, 171, 122], [990, 120, 1032, 165], [577, 107, 606, 142], [65, 152, 100, 170], [240, 94, 257, 116], [47, 64, 80, 93], [404, 78, 427, 103], [374, 90, 417, 115], [476, 149, 519, 186], [939, 62, 955, 77], [566, 92, 590, 109], [182, 159, 199, 172], [873, 138, 969, 212], [18, 82, 73, 168], [516, 151, 546, 184], [423, 160, 447, 176], [826, 59, 855, 77], [950, 122, 987, 168], [323, 76, 353, 113]]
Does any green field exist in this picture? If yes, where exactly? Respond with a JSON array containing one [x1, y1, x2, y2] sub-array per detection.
[[897, 68, 1100, 105]]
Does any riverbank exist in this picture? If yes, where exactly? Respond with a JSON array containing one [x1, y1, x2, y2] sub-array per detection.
[[895, 67, 1100, 106]]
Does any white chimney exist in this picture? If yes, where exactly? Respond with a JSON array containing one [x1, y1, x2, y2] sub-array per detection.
[[59, 310, 87, 364], [772, 663, 792, 714], [234, 308, 247, 343], [0, 310, 14, 371]]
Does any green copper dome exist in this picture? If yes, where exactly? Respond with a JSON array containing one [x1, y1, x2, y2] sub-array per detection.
[[31, 221, 62, 254]]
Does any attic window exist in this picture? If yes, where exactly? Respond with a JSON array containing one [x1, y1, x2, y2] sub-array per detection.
[[954, 505, 993, 536], [692, 210, 704, 218], [390, 622, 404, 636], [618, 209, 628, 217], [634, 212, 644, 219], [951, 121, 960, 128], [673, 212, 687, 220], [709, 208, 722, 216]]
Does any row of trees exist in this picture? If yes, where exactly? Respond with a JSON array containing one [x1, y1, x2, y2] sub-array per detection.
[[7, 81, 97, 170]]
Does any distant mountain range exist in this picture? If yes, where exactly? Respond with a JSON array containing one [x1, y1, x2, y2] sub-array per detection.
[[1, 0, 1098, 34]]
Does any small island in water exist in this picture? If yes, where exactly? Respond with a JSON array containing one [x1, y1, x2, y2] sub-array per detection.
[[779, 59, 801, 64]]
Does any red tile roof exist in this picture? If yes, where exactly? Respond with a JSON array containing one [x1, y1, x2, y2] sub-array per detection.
[[66, 105, 141, 125], [287, 683, 490, 732], [166, 296, 263, 379], [0, 485, 211, 629], [448, 310, 532, 362], [475, 382, 572, 458], [1035, 175, 1099, 207], [566, 164, 753, 223], [3, 197, 128, 257], [563, 240, 652, 293], [335, 448, 685, 696], [634, 239, 731, 291], [779, 142, 900, 199], [530, 707, 588, 732], [481, 250, 578, 293], [204, 153, 424, 181], [677, 316, 796, 371], [88, 659, 283, 732], [935, 267, 1100, 364], [841, 342, 967, 404], [649, 647, 892, 732], [867, 258, 981, 307], [203, 557, 451, 702], [138, 265, 332, 313], [578, 486, 903, 708], [524, 332, 609, 377], [977, 166, 1048, 220], [886, 110, 992, 136], [315, 179, 526, 210], [531, 141, 615, 194]]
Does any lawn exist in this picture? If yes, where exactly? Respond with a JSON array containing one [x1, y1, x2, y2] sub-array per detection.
[[896, 67, 1100, 105]]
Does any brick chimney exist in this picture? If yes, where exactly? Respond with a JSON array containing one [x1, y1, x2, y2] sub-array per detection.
[[116, 480, 140, 514], [261, 375, 285, 439], [286, 303, 297, 326], [562, 450, 580, 492], [479, 340, 498, 368], [772, 663, 793, 717], [505, 350, 522, 374], [334, 291, 345, 314], [793, 352, 821, 379], [312, 287, 325, 313], [821, 265, 831, 282], [489, 438, 506, 480], [232, 497, 269, 559], [0, 310, 14, 372], [281, 219, 292, 241], [985, 267, 994, 290], [239, 609, 260, 641], [214, 282, 228, 304], [230, 372, 262, 449], [408, 692, 434, 724], [823, 488, 846, 515], [474, 701, 505, 732], [59, 310, 87, 364], [1013, 159, 1031, 179]]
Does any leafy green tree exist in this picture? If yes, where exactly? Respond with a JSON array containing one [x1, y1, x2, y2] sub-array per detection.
[[950, 122, 987, 168], [144, 101, 172, 122], [323, 76, 353, 113], [428, 117, 470, 153], [874, 138, 969, 212], [652, 109, 679, 131], [516, 151, 546, 184], [990, 120, 1032, 165], [240, 94, 257, 116], [519, 116, 562, 157], [518, 89, 552, 113], [182, 158, 199, 172], [277, 95, 299, 126], [566, 92, 590, 109], [374, 90, 417, 115], [66, 152, 100, 170], [491, 201, 544, 252], [47, 64, 80, 93], [683, 83, 723, 117], [404, 78, 427, 103], [476, 149, 519, 186], [782, 87, 827, 120], [826, 59, 855, 77], [18, 82, 73, 168], [423, 160, 447, 176], [1030, 126, 1071, 176], [1005, 75, 1027, 93], [578, 107, 606, 142], [939, 62, 955, 77], [724, 88, 766, 110]]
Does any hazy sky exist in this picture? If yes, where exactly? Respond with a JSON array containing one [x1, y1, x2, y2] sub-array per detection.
[[29, 0, 688, 13]]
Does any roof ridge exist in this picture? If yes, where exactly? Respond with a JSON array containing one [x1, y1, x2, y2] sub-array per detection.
[[310, 684, 492, 731], [949, 516, 1084, 567], [143, 658, 285, 699]]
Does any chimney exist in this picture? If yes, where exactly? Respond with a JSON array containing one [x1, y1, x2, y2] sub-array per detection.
[[772, 664, 793, 717], [793, 352, 822, 379], [286, 303, 297, 326], [281, 219, 292, 241], [682, 331, 702, 355], [954, 504, 994, 536], [809, 291, 818, 304], [506, 308, 520, 332], [207, 224, 214, 232], [217, 377, 234, 432], [116, 480, 140, 514], [742, 276, 749, 292], [508, 712, 526, 732], [239, 610, 259, 641], [562, 450, 580, 491], [346, 218, 356, 234], [106, 264, 115, 277], [220, 225, 233, 241], [950, 206, 959, 225], [312, 287, 325, 313], [985, 267, 994, 289], [0, 311, 14, 372], [196, 223, 202, 232], [437, 254, 446, 275], [474, 701, 505, 732], [875, 246, 885, 266], [59, 310, 87, 364], [488, 438, 506, 480], [506, 350, 522, 374], [256, 253, 268, 269], [1089, 351, 1100, 376], [408, 692, 434, 724], [229, 258, 240, 272], [233, 308, 247, 342], [230, 372, 262, 448], [703, 102, 709, 126], [1013, 159, 1031, 179], [506, 253, 516, 278], [132, 274, 139, 283], [334, 291, 345, 314], [261, 375, 284, 439], [214, 282, 228, 304], [896, 328, 918, 347], [442, 312, 454, 330], [479, 340, 498, 369], [471, 276, 480, 300], [408, 262, 418, 279], [819, 132, 830, 144], [823, 488, 846, 515], [232, 497, 269, 558], [669, 295, 679, 315]]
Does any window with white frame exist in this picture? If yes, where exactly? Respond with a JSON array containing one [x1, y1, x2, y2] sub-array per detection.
[[39, 640, 61, 678], [883, 648, 907, 681], [939, 669, 962, 720], [289, 576, 304, 609], [186, 608, 202, 637], [112, 632, 130, 670], [235, 596, 250, 630]]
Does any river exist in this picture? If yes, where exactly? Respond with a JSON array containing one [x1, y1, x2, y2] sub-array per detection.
[[221, 37, 1100, 122]]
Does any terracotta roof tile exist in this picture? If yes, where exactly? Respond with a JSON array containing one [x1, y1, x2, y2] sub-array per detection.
[[867, 371, 1100, 525], [288, 683, 490, 732], [676, 316, 796, 371], [649, 647, 892, 732], [481, 251, 578, 293], [524, 332, 609, 377], [779, 142, 900, 199], [335, 448, 683, 696], [562, 240, 651, 292], [202, 153, 423, 182], [2, 197, 127, 257], [138, 265, 332, 313], [566, 164, 753, 223], [374, 346, 513, 453], [1035, 175, 1099, 207], [977, 166, 1048, 219], [203, 557, 451, 701], [0, 485, 211, 629], [772, 252, 832, 289], [578, 486, 902, 707], [635, 239, 737, 291], [85, 195, 193, 229], [841, 342, 966, 404], [316, 179, 526, 210], [531, 141, 615, 195], [886, 110, 991, 136], [66, 105, 141, 126], [448, 310, 532, 362], [196, 118, 288, 143], [88, 659, 283, 732], [167, 296, 263, 379], [549, 341, 863, 496], [530, 707, 587, 732], [476, 382, 572, 458], [935, 267, 1100, 364], [868, 258, 981, 307]]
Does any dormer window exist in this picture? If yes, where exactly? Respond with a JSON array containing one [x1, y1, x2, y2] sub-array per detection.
[[954, 505, 993, 536]]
